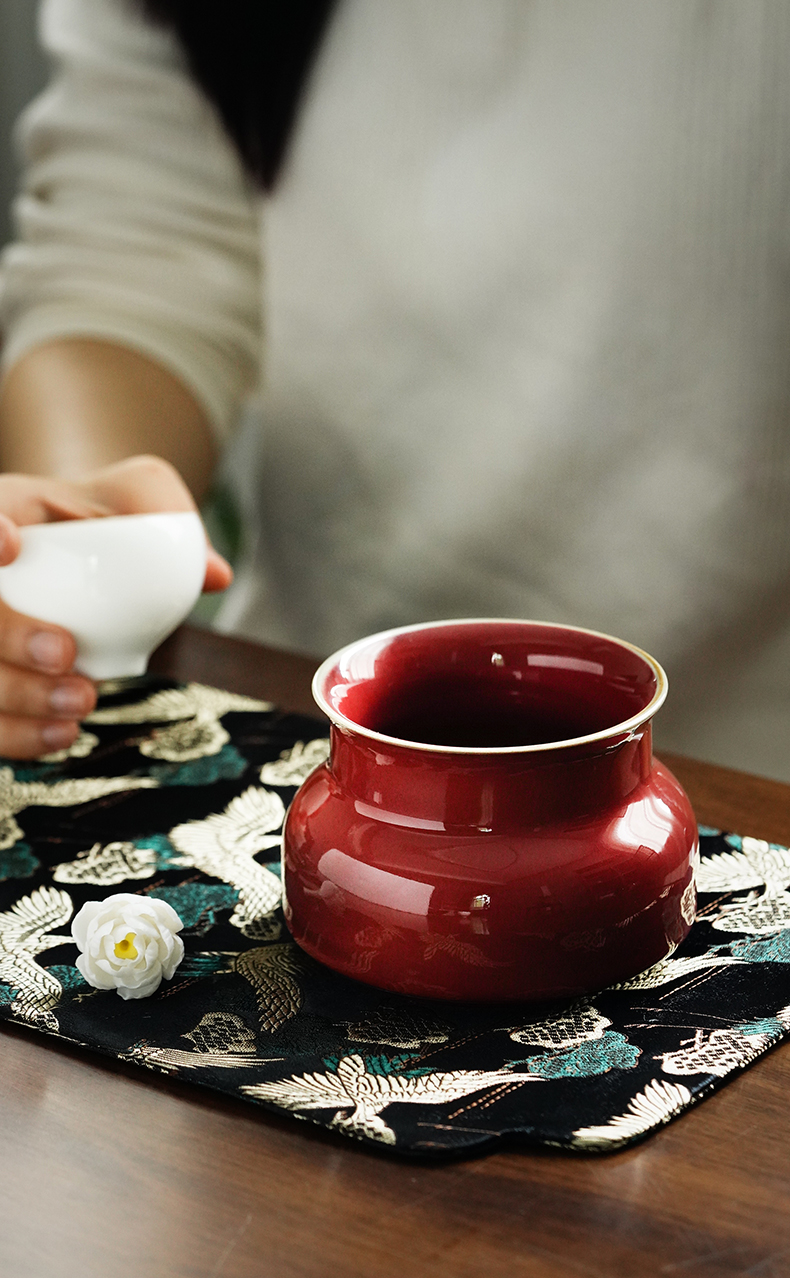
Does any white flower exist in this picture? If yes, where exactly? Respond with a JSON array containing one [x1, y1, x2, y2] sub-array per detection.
[[71, 893, 184, 1000]]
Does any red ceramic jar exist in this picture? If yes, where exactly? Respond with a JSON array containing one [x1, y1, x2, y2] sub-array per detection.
[[283, 619, 698, 1002]]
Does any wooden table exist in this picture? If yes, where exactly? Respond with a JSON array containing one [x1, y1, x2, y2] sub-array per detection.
[[2, 624, 789, 1278]]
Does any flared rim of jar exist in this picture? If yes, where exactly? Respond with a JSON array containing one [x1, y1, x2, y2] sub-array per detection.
[[312, 617, 668, 757]]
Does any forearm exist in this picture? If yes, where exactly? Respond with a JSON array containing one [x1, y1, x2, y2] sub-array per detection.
[[0, 337, 230, 758], [0, 338, 218, 503]]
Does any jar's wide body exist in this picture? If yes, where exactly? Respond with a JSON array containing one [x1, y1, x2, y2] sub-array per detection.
[[282, 724, 698, 1002]]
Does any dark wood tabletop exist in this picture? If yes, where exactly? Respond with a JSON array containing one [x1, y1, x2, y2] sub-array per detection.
[[2, 624, 789, 1279]]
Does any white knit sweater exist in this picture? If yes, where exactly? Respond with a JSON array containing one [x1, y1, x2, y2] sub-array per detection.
[[3, 0, 790, 779]]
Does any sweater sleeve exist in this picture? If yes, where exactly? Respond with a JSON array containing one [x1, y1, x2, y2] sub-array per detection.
[[0, 0, 263, 441]]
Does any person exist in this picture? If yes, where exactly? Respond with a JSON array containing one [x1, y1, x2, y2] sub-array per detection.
[[1, 0, 790, 778]]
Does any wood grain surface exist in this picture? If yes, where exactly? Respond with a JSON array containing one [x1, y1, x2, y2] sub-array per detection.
[[1, 624, 788, 1279]]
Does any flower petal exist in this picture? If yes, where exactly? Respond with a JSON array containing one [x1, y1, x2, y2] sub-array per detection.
[[71, 892, 184, 998]]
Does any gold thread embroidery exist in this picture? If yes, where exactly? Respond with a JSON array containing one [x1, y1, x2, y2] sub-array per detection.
[[0, 768, 158, 851], [169, 786, 284, 938], [88, 684, 273, 762], [0, 886, 74, 1030], [259, 739, 329, 787], [243, 1053, 540, 1145]]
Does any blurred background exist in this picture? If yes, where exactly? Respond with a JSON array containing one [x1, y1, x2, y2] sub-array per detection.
[[0, 3, 48, 250]]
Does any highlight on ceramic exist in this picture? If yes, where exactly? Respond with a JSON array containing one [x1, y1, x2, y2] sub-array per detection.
[[0, 511, 206, 679], [283, 618, 698, 1002]]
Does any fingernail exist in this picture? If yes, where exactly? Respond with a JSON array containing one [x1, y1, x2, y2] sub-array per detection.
[[28, 632, 68, 672], [41, 722, 77, 750], [50, 684, 88, 716]]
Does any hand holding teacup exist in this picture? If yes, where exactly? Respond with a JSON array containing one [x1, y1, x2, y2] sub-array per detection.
[[0, 457, 231, 758]]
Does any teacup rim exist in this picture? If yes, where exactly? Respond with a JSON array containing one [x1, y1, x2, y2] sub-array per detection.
[[312, 617, 668, 756], [17, 510, 201, 535]]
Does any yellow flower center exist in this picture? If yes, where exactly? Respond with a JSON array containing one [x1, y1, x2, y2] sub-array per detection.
[[114, 931, 138, 960]]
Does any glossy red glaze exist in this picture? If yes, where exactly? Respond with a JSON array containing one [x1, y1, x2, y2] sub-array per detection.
[[283, 620, 698, 1001]]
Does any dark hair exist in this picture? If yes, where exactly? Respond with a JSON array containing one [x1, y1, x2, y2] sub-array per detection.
[[139, 0, 337, 191]]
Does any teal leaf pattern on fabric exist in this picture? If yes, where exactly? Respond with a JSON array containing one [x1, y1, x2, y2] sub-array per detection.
[[145, 744, 248, 787], [520, 1031, 641, 1078], [133, 833, 181, 870], [47, 964, 90, 994], [147, 882, 239, 933], [323, 1051, 434, 1079], [178, 952, 235, 978], [0, 982, 17, 1003], [729, 932, 790, 963], [736, 1016, 784, 1037], [366, 1053, 435, 1078], [12, 764, 60, 783], [725, 834, 743, 851], [697, 824, 722, 837], [0, 842, 39, 881]]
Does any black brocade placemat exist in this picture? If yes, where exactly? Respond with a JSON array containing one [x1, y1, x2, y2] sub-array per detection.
[[0, 675, 788, 1158]]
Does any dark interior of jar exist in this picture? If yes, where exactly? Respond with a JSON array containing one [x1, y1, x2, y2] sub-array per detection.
[[323, 622, 658, 749]]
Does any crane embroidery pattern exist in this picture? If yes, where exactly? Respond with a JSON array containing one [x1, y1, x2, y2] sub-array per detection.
[[243, 1053, 542, 1145], [87, 683, 273, 761], [696, 836, 790, 933], [0, 886, 75, 1030], [0, 676, 787, 1157], [658, 1010, 790, 1078], [572, 1080, 693, 1149], [168, 786, 285, 938], [125, 1012, 283, 1072], [0, 767, 158, 850], [259, 739, 330, 787]]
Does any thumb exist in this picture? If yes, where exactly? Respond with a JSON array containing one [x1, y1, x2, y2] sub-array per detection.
[[0, 513, 22, 567], [204, 544, 233, 593]]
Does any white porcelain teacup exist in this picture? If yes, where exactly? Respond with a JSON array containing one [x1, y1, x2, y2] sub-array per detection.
[[0, 511, 206, 679]]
